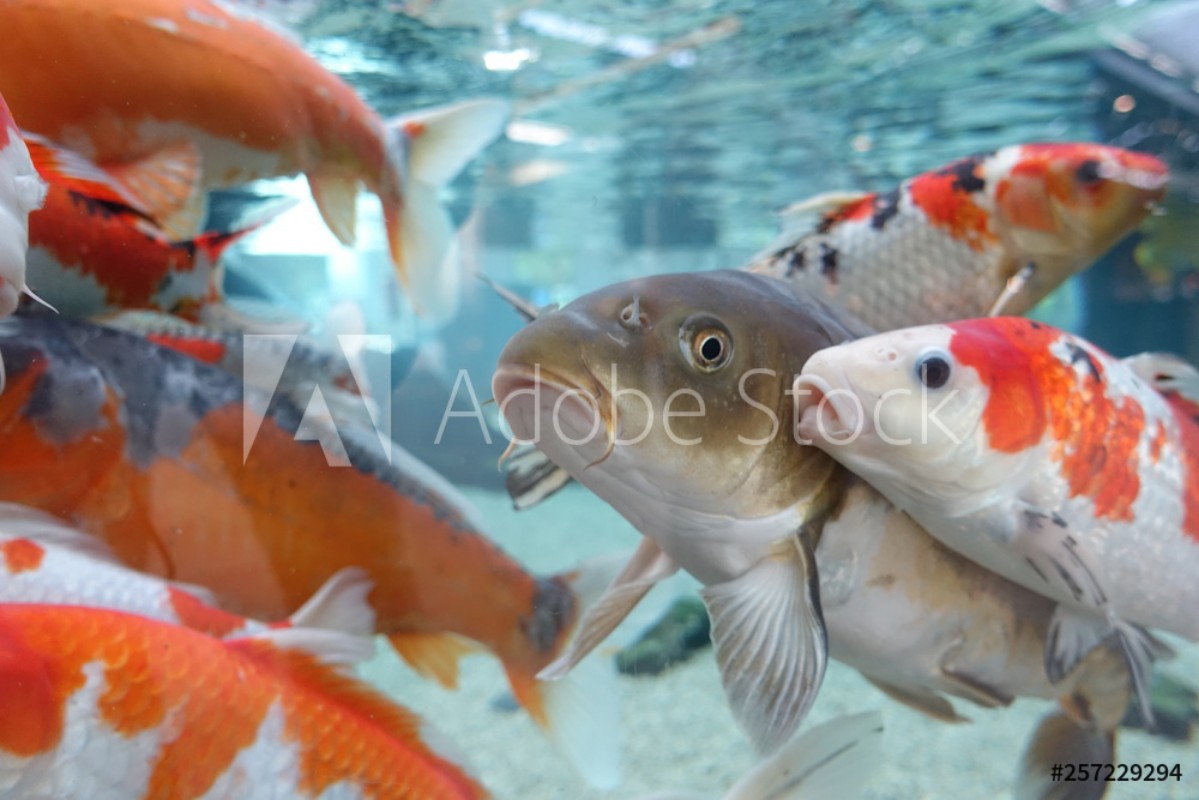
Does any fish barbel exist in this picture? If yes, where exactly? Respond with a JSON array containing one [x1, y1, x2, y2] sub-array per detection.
[[0, 0, 510, 321], [0, 604, 490, 799], [746, 143, 1168, 329], [0, 314, 620, 788], [492, 271, 1145, 794], [795, 317, 1199, 721]]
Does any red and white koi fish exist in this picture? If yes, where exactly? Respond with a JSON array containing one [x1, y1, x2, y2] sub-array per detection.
[[0, 0, 510, 322], [747, 143, 1168, 330], [795, 317, 1199, 719], [0, 502, 374, 639], [23, 133, 297, 322], [0, 604, 490, 799], [0, 93, 47, 317]]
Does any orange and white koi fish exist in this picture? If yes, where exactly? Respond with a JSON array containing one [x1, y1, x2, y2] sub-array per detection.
[[0, 502, 374, 639], [795, 317, 1199, 719], [0, 314, 619, 788], [0, 0, 510, 321], [0, 93, 47, 316], [0, 604, 490, 799], [23, 133, 296, 322], [747, 143, 1168, 330]]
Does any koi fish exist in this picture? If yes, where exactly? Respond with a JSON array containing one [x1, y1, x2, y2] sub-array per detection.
[[794, 317, 1199, 721], [0, 604, 490, 799], [24, 133, 297, 321], [0, 93, 47, 317], [0, 0, 510, 321], [0, 314, 620, 788], [746, 143, 1168, 330], [0, 501, 375, 639], [492, 270, 1149, 791]]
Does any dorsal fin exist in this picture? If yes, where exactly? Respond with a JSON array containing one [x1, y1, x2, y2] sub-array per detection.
[[777, 190, 873, 234]]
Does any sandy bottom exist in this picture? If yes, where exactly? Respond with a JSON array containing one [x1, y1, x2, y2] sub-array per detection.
[[358, 485, 1199, 799]]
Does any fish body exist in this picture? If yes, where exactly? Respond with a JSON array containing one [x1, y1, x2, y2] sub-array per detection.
[[0, 604, 489, 799], [24, 137, 294, 321], [796, 317, 1199, 716], [0, 94, 47, 316], [0, 0, 509, 320], [746, 143, 1167, 329], [0, 314, 618, 787], [492, 271, 1136, 778]]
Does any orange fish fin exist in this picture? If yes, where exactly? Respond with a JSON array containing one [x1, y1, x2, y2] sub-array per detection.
[[387, 631, 480, 690], [308, 169, 359, 246], [501, 554, 628, 790], [105, 140, 204, 239], [1016, 711, 1114, 800], [22, 132, 152, 222]]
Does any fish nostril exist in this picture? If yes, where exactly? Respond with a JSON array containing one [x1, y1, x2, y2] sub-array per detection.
[[618, 296, 648, 331], [875, 346, 897, 362]]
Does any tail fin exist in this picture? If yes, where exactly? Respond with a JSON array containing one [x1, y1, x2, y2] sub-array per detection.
[[502, 553, 627, 790], [1015, 711, 1114, 800], [637, 711, 884, 800], [381, 98, 509, 323]]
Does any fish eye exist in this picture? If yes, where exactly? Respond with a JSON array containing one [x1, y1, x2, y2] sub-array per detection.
[[915, 350, 952, 389], [680, 317, 733, 372]]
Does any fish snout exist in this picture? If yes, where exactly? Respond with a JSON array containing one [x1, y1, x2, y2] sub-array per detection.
[[793, 368, 867, 447]]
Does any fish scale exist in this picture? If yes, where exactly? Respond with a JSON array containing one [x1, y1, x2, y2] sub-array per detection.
[[748, 143, 1168, 330]]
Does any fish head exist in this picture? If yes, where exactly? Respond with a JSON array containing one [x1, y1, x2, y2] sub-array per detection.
[[493, 271, 860, 572], [0, 96, 46, 316], [990, 143, 1167, 288], [795, 322, 1010, 516]]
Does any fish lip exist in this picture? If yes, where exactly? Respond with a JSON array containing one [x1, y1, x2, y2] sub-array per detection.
[[793, 371, 866, 445], [492, 363, 614, 449]]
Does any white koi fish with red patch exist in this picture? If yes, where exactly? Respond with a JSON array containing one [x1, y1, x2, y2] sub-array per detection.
[[0, 93, 48, 317], [0, 502, 376, 639], [0, 604, 490, 799], [795, 317, 1199, 719], [747, 143, 1168, 330]]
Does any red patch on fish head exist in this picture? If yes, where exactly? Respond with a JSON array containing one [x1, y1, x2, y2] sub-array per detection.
[[1, 537, 45, 573], [907, 157, 996, 250], [947, 318, 1143, 521]]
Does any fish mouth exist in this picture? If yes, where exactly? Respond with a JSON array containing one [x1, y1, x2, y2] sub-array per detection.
[[492, 364, 616, 468], [792, 371, 866, 445]]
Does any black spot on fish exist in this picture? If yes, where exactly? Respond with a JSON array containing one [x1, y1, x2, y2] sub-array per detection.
[[1075, 159, 1103, 185], [524, 577, 576, 653], [936, 152, 990, 194], [870, 188, 900, 230], [819, 243, 839, 284], [784, 247, 806, 277], [1065, 342, 1102, 383]]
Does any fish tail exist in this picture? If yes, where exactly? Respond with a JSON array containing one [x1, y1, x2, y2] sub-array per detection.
[[503, 552, 627, 791], [1015, 711, 1115, 800], [381, 98, 509, 323]]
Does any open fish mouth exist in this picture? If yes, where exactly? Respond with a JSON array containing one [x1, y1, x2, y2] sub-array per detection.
[[492, 364, 616, 469], [793, 371, 867, 445]]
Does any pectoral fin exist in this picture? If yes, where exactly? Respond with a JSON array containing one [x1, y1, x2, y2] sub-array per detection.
[[988, 261, 1036, 316], [701, 535, 827, 755], [1014, 506, 1159, 723], [308, 170, 360, 245], [503, 444, 574, 511], [538, 538, 678, 681], [863, 676, 966, 723]]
